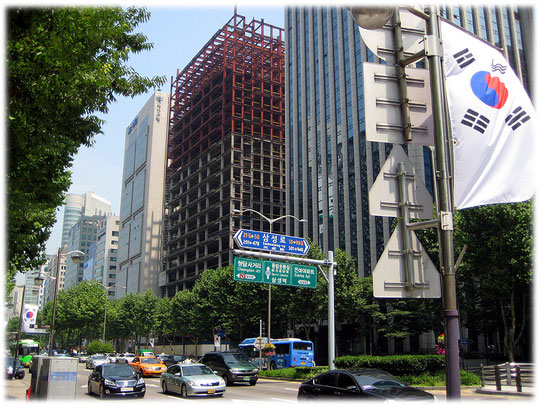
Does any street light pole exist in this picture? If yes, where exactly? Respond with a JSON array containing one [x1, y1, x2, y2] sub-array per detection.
[[233, 208, 307, 342], [40, 246, 85, 354]]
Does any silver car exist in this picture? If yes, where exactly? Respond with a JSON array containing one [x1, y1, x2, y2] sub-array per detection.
[[86, 354, 109, 369], [160, 363, 226, 397]]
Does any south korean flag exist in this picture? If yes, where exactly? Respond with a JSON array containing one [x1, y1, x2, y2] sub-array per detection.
[[441, 21, 537, 209]]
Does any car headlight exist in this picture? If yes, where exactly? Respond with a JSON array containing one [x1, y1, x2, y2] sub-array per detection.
[[104, 378, 117, 386], [230, 369, 241, 373], [252, 368, 259, 372], [136, 378, 145, 386], [187, 380, 199, 387]]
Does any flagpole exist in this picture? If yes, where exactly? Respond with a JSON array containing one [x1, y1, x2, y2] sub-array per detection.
[[425, 6, 461, 399]]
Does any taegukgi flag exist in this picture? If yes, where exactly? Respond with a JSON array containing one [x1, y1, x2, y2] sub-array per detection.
[[441, 21, 537, 209], [21, 304, 39, 333]]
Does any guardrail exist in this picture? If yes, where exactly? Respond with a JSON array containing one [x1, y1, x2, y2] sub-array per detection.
[[480, 362, 534, 392]]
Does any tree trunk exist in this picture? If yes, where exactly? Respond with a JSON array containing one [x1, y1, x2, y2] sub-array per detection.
[[499, 297, 514, 362]]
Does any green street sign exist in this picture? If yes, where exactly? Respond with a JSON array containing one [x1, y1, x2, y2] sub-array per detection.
[[291, 264, 318, 288], [233, 257, 264, 283], [263, 261, 293, 286], [234, 257, 317, 289]]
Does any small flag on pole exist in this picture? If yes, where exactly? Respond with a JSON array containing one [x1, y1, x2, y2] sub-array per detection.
[[441, 21, 537, 209]]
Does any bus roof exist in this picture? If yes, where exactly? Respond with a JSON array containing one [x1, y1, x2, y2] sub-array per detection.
[[239, 337, 311, 345]]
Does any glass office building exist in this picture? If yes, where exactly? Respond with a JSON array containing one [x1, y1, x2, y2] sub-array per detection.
[[285, 5, 533, 277]]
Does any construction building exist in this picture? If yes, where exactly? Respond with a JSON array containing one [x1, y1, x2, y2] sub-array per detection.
[[162, 13, 285, 296]]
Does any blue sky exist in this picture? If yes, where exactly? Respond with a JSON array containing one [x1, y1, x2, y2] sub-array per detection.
[[43, 3, 287, 255]]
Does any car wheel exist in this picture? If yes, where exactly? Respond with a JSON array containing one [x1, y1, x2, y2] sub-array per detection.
[[87, 382, 92, 396], [162, 380, 168, 394], [138, 392, 145, 398], [180, 384, 188, 398], [249, 381, 257, 386], [222, 374, 231, 386]]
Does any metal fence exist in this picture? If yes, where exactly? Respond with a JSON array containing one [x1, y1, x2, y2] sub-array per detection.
[[480, 362, 534, 392]]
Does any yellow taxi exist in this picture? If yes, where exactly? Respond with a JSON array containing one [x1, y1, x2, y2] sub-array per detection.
[[130, 356, 167, 377]]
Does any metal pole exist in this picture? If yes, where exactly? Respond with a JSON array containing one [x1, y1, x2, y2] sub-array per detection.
[[102, 298, 107, 342], [49, 247, 63, 354], [259, 319, 263, 371], [268, 222, 272, 344], [12, 285, 26, 378], [327, 251, 335, 370], [397, 162, 415, 289], [425, 6, 460, 399]]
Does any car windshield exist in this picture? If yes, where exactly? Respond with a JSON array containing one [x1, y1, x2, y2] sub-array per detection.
[[353, 371, 405, 389], [141, 358, 159, 364], [182, 365, 214, 376], [223, 353, 251, 364], [103, 365, 136, 377]]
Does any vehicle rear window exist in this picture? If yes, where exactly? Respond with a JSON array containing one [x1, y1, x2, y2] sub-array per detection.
[[141, 358, 159, 364], [293, 342, 312, 351]]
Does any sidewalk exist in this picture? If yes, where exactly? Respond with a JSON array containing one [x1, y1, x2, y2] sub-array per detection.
[[475, 384, 534, 396], [4, 375, 30, 401]]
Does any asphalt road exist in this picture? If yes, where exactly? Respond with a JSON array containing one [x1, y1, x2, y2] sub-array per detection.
[[77, 362, 300, 402], [73, 362, 529, 402]]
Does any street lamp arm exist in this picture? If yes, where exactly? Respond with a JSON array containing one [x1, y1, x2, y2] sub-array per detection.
[[271, 214, 308, 224], [234, 209, 307, 225], [233, 208, 272, 223]]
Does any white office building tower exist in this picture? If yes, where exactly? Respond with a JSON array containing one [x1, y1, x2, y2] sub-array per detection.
[[117, 91, 170, 297], [61, 192, 112, 246], [93, 215, 120, 297]]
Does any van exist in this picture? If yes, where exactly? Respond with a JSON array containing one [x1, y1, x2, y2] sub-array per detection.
[[136, 349, 155, 357], [200, 351, 258, 386]]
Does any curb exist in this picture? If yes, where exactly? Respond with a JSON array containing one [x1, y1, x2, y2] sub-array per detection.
[[475, 387, 534, 397]]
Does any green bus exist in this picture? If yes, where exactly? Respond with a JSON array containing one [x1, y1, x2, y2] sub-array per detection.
[[17, 339, 40, 367]]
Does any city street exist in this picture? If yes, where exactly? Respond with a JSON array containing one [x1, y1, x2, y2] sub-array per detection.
[[7, 362, 530, 402]]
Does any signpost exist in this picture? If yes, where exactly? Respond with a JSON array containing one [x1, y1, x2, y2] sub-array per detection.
[[233, 229, 310, 255], [350, 5, 461, 398], [233, 257, 317, 289]]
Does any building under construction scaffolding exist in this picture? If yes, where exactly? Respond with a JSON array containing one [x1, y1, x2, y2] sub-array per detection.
[[162, 13, 285, 296]]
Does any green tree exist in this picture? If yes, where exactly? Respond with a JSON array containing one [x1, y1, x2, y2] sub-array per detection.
[[454, 201, 533, 361], [171, 289, 207, 356], [7, 7, 165, 288]]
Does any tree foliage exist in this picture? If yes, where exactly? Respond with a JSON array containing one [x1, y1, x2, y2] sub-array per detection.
[[7, 7, 165, 287], [454, 201, 533, 361]]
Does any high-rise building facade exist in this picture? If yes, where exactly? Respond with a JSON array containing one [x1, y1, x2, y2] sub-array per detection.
[[162, 13, 285, 297], [60, 192, 112, 246], [93, 215, 120, 297], [117, 91, 170, 297], [64, 214, 104, 288], [285, 5, 533, 277]]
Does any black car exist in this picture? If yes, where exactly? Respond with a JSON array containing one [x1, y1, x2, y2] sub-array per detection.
[[160, 354, 187, 367], [200, 351, 258, 386], [88, 363, 146, 398], [6, 357, 25, 379], [297, 368, 436, 401]]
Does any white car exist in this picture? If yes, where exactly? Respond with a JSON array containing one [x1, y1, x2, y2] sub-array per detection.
[[86, 354, 109, 369], [105, 353, 117, 363], [117, 353, 136, 364]]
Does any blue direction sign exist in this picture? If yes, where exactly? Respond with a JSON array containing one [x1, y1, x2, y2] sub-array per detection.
[[234, 229, 310, 256]]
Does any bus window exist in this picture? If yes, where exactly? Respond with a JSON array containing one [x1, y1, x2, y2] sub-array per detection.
[[275, 343, 290, 355], [293, 342, 312, 351]]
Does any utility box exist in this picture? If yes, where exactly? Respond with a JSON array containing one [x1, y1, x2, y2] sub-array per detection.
[[30, 356, 78, 399]]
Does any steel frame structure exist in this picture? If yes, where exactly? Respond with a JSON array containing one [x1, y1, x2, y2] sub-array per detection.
[[163, 13, 285, 296]]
